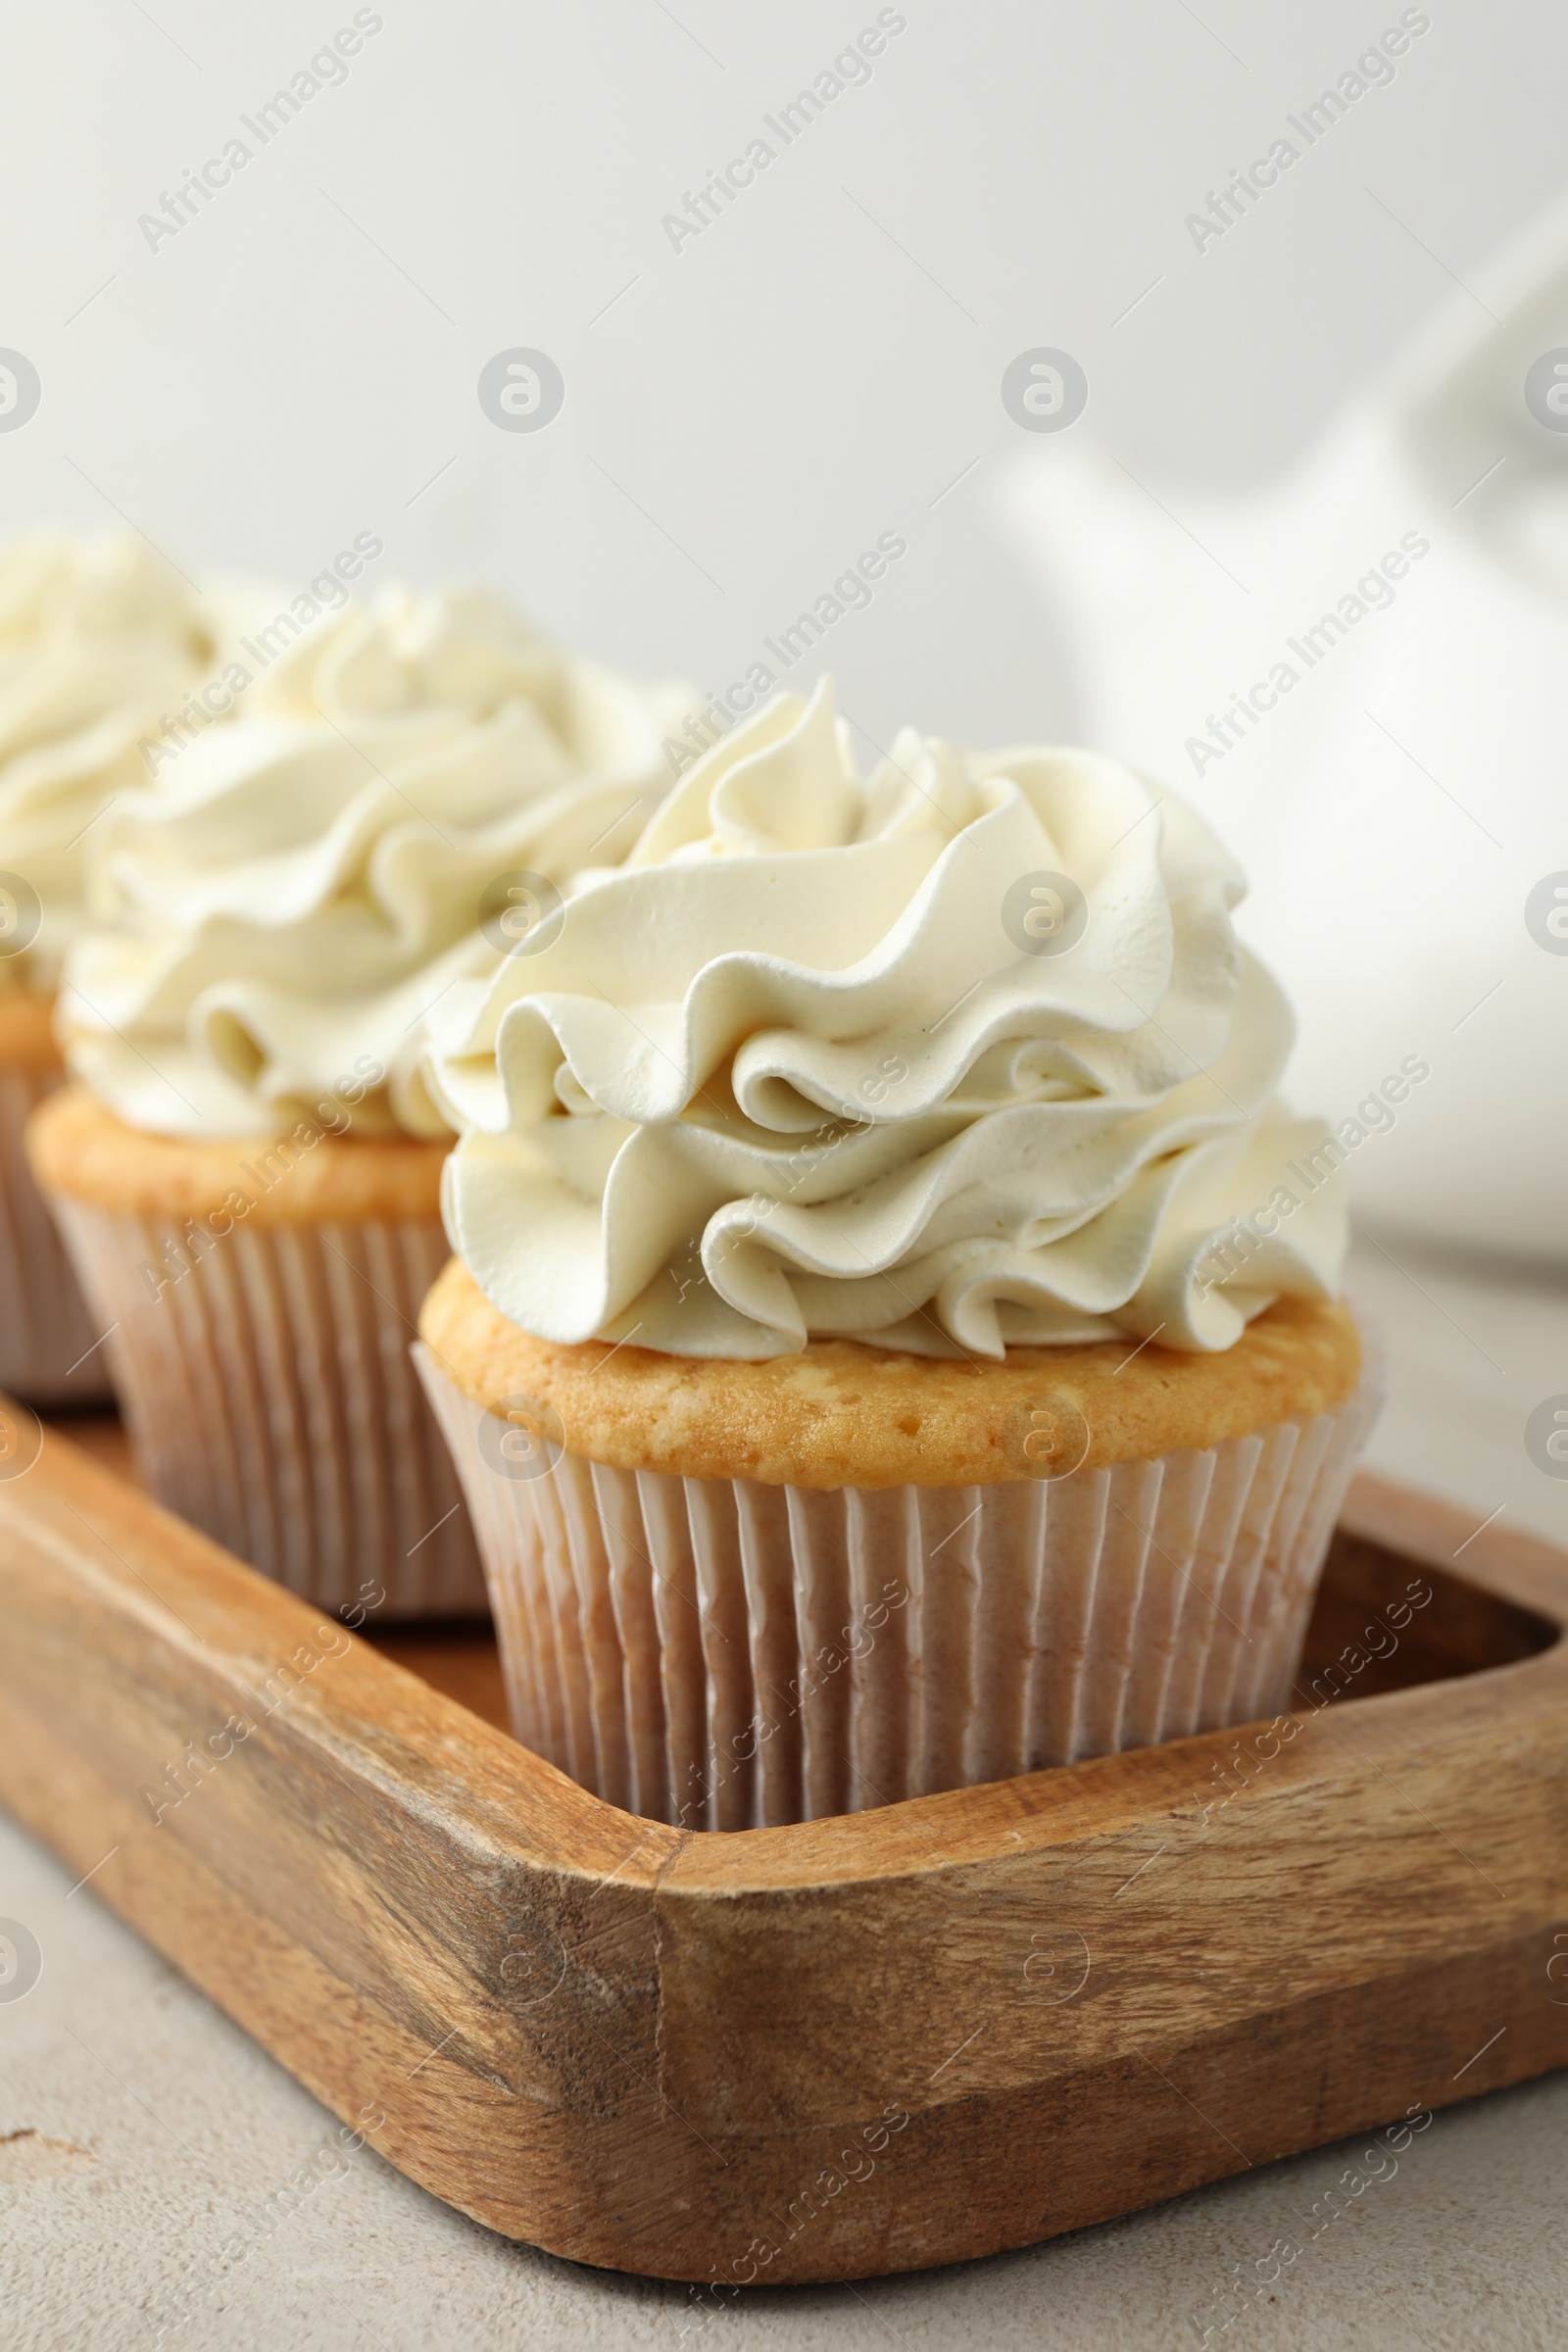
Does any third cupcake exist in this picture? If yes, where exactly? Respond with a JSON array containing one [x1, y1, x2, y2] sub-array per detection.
[[0, 528, 217, 1404]]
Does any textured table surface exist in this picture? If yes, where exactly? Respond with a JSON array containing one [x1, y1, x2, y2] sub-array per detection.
[[4, 1228, 1566, 2352]]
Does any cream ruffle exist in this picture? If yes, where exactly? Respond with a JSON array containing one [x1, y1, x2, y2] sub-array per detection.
[[427, 679, 1348, 1360], [59, 588, 689, 1138]]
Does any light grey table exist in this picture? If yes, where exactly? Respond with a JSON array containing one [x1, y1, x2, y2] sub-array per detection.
[[4, 1229, 1566, 2352]]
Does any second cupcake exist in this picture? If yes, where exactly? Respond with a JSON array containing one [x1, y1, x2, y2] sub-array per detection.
[[31, 582, 688, 1615]]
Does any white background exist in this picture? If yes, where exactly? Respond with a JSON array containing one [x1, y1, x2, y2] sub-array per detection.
[[2, 0, 1564, 743]]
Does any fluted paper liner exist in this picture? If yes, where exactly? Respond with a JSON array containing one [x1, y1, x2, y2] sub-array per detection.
[[416, 1320, 1385, 1827], [0, 1058, 114, 1405], [49, 1201, 485, 1617]]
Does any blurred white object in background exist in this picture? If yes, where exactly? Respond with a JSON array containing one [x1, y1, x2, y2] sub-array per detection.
[[1003, 192, 1568, 1265]]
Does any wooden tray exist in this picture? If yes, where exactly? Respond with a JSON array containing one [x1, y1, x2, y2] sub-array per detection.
[[3, 1407, 1567, 2291]]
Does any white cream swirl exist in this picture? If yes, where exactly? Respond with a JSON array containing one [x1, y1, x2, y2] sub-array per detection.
[[60, 586, 690, 1136], [424, 678, 1348, 1357], [0, 531, 216, 990]]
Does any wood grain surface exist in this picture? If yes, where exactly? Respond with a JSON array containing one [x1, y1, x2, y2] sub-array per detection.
[[2, 1403, 1566, 2287]]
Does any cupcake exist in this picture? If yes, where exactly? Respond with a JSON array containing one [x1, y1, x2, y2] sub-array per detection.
[[0, 529, 220, 1404], [414, 678, 1382, 1823], [30, 584, 689, 1615]]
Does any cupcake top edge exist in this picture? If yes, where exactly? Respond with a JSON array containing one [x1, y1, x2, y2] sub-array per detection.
[[26, 1083, 447, 1227], [418, 1255, 1362, 1490]]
